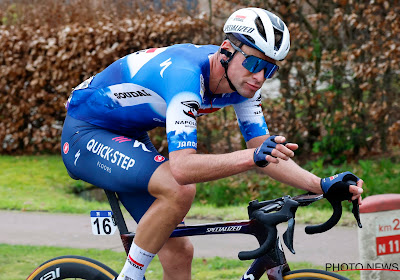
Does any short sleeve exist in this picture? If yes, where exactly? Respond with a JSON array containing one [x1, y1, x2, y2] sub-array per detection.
[[233, 91, 269, 142], [166, 92, 201, 152]]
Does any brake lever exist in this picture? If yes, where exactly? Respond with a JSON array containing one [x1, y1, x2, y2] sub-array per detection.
[[352, 199, 362, 228], [283, 217, 296, 254], [347, 180, 362, 229], [239, 197, 299, 260]]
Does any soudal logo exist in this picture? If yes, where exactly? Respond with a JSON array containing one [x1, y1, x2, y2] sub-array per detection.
[[114, 90, 151, 99], [224, 25, 255, 34], [181, 100, 200, 120]]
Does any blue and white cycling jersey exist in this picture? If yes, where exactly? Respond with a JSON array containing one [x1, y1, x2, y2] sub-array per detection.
[[66, 44, 269, 152]]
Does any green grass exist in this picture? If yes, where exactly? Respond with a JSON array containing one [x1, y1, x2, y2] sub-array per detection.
[[0, 155, 109, 213], [0, 154, 398, 225], [188, 203, 357, 226], [0, 155, 374, 279], [0, 244, 359, 280]]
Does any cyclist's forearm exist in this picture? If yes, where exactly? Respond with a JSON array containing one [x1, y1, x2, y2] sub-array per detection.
[[169, 148, 255, 185], [262, 158, 323, 194]]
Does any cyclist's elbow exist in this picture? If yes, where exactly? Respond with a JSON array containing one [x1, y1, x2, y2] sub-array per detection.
[[170, 164, 191, 185], [169, 149, 196, 185]]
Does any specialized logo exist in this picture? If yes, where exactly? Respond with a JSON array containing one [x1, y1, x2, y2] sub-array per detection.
[[114, 90, 151, 99], [112, 136, 132, 143], [160, 57, 172, 78], [87, 139, 135, 171], [181, 100, 200, 120], [224, 25, 255, 34], [154, 155, 166, 162], [74, 150, 80, 166], [206, 225, 242, 233], [63, 142, 69, 154], [128, 254, 144, 270]]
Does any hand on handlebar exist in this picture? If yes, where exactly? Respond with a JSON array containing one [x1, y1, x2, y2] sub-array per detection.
[[253, 135, 298, 167], [239, 191, 363, 260], [321, 171, 364, 204]]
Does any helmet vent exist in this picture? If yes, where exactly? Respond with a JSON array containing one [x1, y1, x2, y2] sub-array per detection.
[[273, 28, 283, 50], [255, 16, 267, 42]]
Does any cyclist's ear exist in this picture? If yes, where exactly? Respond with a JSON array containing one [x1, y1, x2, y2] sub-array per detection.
[[220, 40, 234, 54]]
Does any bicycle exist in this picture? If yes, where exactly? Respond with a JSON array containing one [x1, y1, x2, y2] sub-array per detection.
[[27, 186, 362, 280]]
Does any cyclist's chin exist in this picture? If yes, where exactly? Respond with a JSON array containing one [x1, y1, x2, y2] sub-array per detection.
[[237, 87, 257, 99]]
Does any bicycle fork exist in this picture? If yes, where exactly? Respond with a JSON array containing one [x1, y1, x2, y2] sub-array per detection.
[[240, 236, 289, 280]]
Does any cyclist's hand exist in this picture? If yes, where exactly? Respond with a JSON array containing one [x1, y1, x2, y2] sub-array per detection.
[[321, 171, 364, 204], [253, 135, 298, 167]]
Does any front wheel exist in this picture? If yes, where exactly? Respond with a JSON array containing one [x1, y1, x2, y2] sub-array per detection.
[[27, 255, 118, 280], [283, 269, 350, 280]]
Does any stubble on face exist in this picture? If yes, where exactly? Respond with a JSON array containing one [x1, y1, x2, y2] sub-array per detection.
[[227, 45, 274, 98]]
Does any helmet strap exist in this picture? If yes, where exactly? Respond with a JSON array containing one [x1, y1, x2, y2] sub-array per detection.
[[222, 61, 237, 92], [219, 48, 238, 92]]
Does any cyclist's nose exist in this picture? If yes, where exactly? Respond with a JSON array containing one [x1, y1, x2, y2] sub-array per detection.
[[253, 69, 266, 82]]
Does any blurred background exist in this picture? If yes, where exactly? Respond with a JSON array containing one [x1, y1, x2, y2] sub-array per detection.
[[0, 3, 398, 278], [0, 0, 399, 206], [0, 0, 398, 163]]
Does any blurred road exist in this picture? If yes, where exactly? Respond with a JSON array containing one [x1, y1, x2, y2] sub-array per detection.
[[0, 210, 361, 266]]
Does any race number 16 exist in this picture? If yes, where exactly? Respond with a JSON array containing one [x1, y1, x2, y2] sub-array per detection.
[[90, 210, 117, 235]]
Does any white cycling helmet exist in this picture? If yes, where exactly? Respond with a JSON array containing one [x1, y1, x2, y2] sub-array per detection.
[[223, 7, 290, 61]]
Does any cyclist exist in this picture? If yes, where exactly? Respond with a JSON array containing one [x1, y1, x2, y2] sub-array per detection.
[[61, 7, 364, 280]]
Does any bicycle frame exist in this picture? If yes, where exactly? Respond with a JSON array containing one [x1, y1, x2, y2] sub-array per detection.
[[105, 190, 290, 280]]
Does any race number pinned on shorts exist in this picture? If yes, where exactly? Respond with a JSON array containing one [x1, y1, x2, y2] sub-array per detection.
[[90, 210, 117, 235]]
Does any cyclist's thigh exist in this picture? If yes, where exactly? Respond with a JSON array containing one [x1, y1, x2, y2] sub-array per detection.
[[61, 114, 167, 222]]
